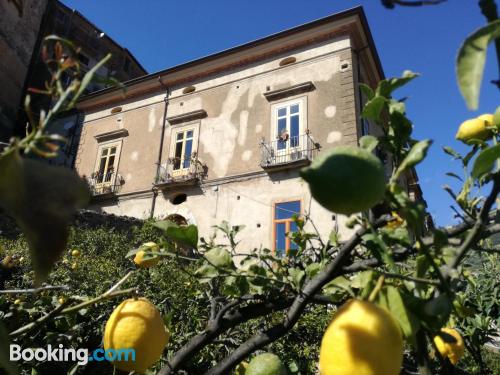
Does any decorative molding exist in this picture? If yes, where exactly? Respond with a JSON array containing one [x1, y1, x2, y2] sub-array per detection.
[[94, 129, 129, 143], [167, 109, 207, 125], [263, 81, 315, 101]]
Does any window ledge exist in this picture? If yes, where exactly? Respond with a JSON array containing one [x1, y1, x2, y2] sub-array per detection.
[[167, 109, 207, 125], [263, 82, 315, 101], [94, 129, 129, 143]]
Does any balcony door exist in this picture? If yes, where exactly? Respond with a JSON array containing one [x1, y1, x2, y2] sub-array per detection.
[[93, 142, 121, 194], [172, 129, 194, 178], [273, 99, 304, 164]]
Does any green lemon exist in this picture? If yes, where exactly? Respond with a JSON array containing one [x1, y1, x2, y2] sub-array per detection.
[[246, 353, 288, 375], [300, 146, 386, 215]]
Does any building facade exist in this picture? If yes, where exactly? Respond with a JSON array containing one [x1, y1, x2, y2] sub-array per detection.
[[74, 7, 423, 254]]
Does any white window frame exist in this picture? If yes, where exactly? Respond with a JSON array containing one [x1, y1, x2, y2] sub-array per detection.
[[92, 140, 123, 189], [168, 122, 200, 176], [270, 96, 307, 146]]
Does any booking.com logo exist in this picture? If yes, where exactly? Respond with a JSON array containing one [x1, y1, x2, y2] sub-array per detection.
[[10, 344, 135, 366]]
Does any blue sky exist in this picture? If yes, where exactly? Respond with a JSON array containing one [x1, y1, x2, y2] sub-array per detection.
[[61, 0, 499, 226]]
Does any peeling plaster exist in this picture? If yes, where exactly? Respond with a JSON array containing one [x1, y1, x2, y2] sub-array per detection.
[[241, 150, 253, 161], [130, 151, 139, 161], [238, 110, 249, 146], [200, 86, 244, 177], [327, 131, 342, 143], [324, 105, 336, 118], [148, 107, 156, 132]]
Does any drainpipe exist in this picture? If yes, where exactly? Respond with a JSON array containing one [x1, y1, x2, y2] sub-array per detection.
[[150, 76, 170, 219]]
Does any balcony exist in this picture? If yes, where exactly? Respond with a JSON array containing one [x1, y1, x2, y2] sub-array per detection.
[[87, 171, 122, 198], [260, 133, 318, 171], [155, 154, 204, 189]]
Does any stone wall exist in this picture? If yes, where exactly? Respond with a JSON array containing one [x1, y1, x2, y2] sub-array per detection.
[[0, 0, 48, 139]]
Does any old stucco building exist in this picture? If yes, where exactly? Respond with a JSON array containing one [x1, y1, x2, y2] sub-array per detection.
[[73, 7, 424, 254]]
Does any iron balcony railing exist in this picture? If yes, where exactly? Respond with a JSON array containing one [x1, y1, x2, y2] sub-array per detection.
[[260, 133, 318, 168], [155, 154, 204, 186], [87, 170, 122, 196]]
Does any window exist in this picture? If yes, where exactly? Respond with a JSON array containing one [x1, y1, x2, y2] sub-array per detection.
[[274, 200, 301, 256], [95, 145, 118, 184], [276, 102, 301, 149], [173, 129, 194, 171]]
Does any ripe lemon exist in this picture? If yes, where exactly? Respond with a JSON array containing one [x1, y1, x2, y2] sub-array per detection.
[[13, 299, 22, 305], [456, 118, 491, 143], [234, 360, 249, 375], [134, 250, 160, 268], [300, 146, 386, 215], [385, 212, 404, 229], [319, 299, 403, 375], [104, 298, 169, 373], [433, 328, 464, 365], [246, 353, 287, 375], [477, 113, 494, 127], [71, 249, 81, 257]]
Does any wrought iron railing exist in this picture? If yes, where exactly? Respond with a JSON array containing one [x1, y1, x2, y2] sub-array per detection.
[[260, 133, 317, 168], [155, 155, 204, 185], [87, 171, 122, 196]]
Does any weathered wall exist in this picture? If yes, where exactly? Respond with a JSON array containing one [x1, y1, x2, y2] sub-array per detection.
[[76, 33, 365, 251], [77, 36, 357, 191], [0, 0, 48, 139]]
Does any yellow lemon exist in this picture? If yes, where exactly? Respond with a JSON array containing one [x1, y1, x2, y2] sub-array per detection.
[[385, 212, 404, 229], [134, 250, 160, 268], [246, 353, 287, 375], [104, 298, 169, 373], [433, 328, 464, 365], [234, 360, 249, 375], [319, 299, 403, 375], [58, 297, 66, 305], [13, 299, 22, 305], [456, 118, 491, 143], [301, 146, 386, 215], [71, 249, 81, 257], [477, 113, 494, 127]]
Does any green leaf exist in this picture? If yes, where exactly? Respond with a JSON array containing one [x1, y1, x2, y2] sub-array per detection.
[[385, 286, 419, 342], [361, 96, 386, 121], [443, 146, 461, 159], [350, 270, 374, 289], [493, 106, 500, 128], [445, 172, 462, 181], [456, 20, 500, 110], [388, 99, 406, 115], [204, 247, 233, 268], [305, 262, 322, 279], [471, 144, 500, 180], [359, 135, 379, 153], [0, 151, 89, 285], [69, 54, 112, 107], [288, 268, 305, 290], [376, 70, 419, 98], [222, 276, 249, 297], [194, 264, 218, 282], [359, 83, 375, 100], [0, 322, 18, 375], [394, 139, 432, 179], [153, 220, 198, 249]]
